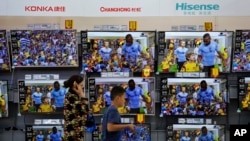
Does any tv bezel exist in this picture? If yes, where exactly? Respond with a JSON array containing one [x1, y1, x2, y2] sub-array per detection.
[[80, 30, 157, 75], [0, 30, 11, 72], [18, 79, 66, 115], [160, 77, 229, 117], [88, 76, 156, 116], [9, 29, 79, 68], [157, 31, 234, 74]]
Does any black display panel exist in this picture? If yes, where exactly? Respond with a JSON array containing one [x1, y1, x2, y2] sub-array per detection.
[[92, 123, 151, 141], [0, 30, 11, 71], [81, 31, 156, 73], [0, 80, 8, 117], [160, 78, 228, 116], [233, 30, 250, 72], [18, 80, 66, 114], [10, 30, 78, 67], [157, 31, 233, 73], [166, 124, 226, 141], [25, 125, 63, 141], [88, 77, 155, 115], [238, 77, 250, 111]]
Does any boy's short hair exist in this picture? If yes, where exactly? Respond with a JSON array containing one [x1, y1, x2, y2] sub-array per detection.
[[111, 86, 125, 101], [186, 52, 194, 59]]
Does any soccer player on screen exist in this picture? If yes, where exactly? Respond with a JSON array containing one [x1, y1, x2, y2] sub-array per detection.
[[32, 87, 43, 112], [198, 126, 214, 141], [197, 80, 214, 105], [174, 40, 188, 71], [198, 33, 225, 74], [122, 34, 142, 65], [125, 79, 146, 114], [180, 131, 191, 141], [176, 86, 188, 105], [51, 81, 67, 112], [36, 130, 44, 141], [104, 86, 113, 107], [98, 41, 112, 62]]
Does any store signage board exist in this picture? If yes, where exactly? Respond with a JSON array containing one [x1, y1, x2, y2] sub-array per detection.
[[1, 0, 250, 16]]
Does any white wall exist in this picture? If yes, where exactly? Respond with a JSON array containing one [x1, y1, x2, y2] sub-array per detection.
[[0, 16, 250, 31]]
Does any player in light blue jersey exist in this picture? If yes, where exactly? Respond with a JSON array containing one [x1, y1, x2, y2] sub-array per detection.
[[32, 87, 43, 111], [125, 79, 145, 114], [177, 86, 188, 105], [198, 126, 214, 141], [122, 34, 142, 65], [36, 130, 44, 141], [197, 80, 214, 105], [98, 41, 112, 62], [198, 33, 225, 75], [174, 40, 188, 71], [181, 131, 191, 141], [104, 86, 113, 107], [50, 127, 62, 141], [51, 81, 67, 112]]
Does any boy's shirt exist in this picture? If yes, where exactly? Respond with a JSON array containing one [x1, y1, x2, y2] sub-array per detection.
[[102, 105, 122, 141]]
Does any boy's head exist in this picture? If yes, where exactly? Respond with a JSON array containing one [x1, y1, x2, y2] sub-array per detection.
[[111, 86, 126, 107], [186, 52, 195, 61]]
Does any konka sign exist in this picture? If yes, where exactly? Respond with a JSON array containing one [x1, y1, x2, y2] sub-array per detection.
[[24, 6, 66, 12]]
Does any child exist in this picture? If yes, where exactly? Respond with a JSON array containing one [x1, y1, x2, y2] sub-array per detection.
[[101, 86, 135, 141], [181, 52, 200, 72], [38, 97, 54, 113]]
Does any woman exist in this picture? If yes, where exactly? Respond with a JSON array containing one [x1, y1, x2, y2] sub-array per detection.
[[64, 75, 88, 141]]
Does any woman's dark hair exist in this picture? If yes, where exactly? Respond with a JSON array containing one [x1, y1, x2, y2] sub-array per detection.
[[64, 75, 84, 88]]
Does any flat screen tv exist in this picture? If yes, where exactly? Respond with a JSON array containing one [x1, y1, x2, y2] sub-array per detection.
[[233, 30, 250, 72], [92, 123, 151, 141], [81, 31, 156, 73], [26, 125, 64, 141], [0, 30, 11, 71], [88, 77, 155, 115], [18, 80, 66, 114], [160, 78, 228, 116], [10, 30, 78, 67], [0, 80, 8, 117], [157, 31, 233, 73], [167, 124, 225, 141], [238, 77, 250, 111]]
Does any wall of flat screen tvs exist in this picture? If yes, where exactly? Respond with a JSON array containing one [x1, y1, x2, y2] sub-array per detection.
[[0, 30, 11, 71]]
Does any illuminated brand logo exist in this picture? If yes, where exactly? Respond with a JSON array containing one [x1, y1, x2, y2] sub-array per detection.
[[176, 3, 220, 11]]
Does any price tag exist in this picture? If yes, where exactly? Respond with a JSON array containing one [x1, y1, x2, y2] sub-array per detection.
[[18, 81, 26, 105], [238, 77, 246, 96]]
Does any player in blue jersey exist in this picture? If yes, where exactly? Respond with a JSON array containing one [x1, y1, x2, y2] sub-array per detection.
[[245, 35, 250, 53], [51, 81, 67, 112], [98, 41, 112, 62], [125, 79, 146, 114], [197, 80, 214, 105], [32, 87, 43, 111], [176, 85, 188, 105], [50, 127, 62, 141], [174, 40, 188, 71], [36, 130, 44, 141], [198, 33, 225, 75], [104, 86, 113, 107], [180, 131, 191, 141], [122, 34, 142, 65], [198, 126, 214, 141]]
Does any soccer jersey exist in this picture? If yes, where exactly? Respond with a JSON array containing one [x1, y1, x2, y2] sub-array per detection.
[[50, 132, 62, 141], [181, 62, 199, 72], [99, 47, 112, 62], [32, 92, 43, 104], [39, 104, 53, 112], [122, 42, 141, 61], [198, 132, 214, 141], [51, 88, 66, 108], [36, 134, 44, 141], [174, 47, 188, 62], [177, 92, 188, 105], [125, 86, 143, 109], [104, 91, 111, 106], [197, 87, 214, 104], [198, 41, 219, 66], [181, 136, 191, 141]]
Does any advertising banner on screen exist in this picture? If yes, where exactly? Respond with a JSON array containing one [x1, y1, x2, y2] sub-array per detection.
[[1, 0, 250, 17]]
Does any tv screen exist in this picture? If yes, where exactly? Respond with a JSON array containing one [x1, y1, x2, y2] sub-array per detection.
[[160, 78, 228, 116], [88, 77, 155, 115], [26, 125, 64, 141], [92, 123, 151, 141], [167, 124, 225, 141], [18, 80, 67, 114], [81, 31, 156, 73], [233, 30, 250, 72], [0, 30, 11, 71], [157, 31, 233, 73], [10, 30, 78, 67], [0, 80, 8, 117], [238, 77, 250, 111]]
